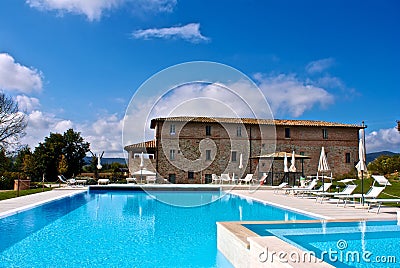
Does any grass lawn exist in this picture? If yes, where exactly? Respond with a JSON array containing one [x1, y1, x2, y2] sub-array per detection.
[[0, 188, 52, 201]]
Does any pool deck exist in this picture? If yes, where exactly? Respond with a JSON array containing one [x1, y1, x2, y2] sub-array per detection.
[[229, 189, 398, 220], [0, 188, 86, 217]]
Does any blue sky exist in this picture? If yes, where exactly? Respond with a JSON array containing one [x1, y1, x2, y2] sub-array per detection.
[[0, 0, 399, 157]]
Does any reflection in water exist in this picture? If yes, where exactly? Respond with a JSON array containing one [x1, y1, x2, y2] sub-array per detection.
[[359, 220, 367, 253]]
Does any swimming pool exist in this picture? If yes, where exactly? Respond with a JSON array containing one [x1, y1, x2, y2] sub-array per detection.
[[0, 190, 313, 267], [245, 220, 400, 267]]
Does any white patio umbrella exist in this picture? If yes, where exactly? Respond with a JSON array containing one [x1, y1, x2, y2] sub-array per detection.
[[289, 151, 296, 172], [355, 128, 367, 206], [317, 147, 331, 190]]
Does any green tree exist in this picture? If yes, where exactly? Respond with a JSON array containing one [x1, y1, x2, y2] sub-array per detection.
[[12, 145, 32, 172], [368, 155, 400, 175], [62, 129, 90, 177], [58, 154, 68, 175], [22, 154, 36, 179], [0, 149, 11, 175], [33, 133, 65, 181]]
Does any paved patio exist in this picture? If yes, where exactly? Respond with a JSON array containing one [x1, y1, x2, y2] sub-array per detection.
[[229, 188, 398, 220], [0, 188, 86, 217]]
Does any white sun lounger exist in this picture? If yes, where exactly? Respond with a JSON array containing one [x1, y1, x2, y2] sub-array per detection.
[[58, 175, 76, 186], [220, 174, 231, 184], [297, 183, 332, 198], [98, 179, 110, 185], [365, 199, 400, 214], [336, 186, 385, 207], [315, 184, 357, 204], [239, 174, 253, 185], [271, 182, 289, 194], [212, 174, 220, 184], [371, 175, 392, 186], [146, 176, 156, 184], [285, 179, 318, 195]]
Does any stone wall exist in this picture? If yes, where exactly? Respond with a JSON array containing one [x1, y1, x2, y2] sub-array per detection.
[[147, 119, 360, 183]]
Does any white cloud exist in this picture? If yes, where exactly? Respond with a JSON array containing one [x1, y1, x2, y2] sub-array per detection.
[[366, 127, 400, 153], [15, 95, 41, 113], [26, 0, 176, 21], [0, 53, 43, 93], [21, 108, 125, 157], [21, 110, 74, 148], [254, 73, 334, 117], [131, 23, 209, 43], [306, 58, 335, 74], [79, 114, 124, 157]]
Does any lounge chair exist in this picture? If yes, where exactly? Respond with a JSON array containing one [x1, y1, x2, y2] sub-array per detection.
[[336, 186, 385, 207], [212, 174, 220, 184], [220, 174, 231, 184], [365, 199, 400, 214], [231, 173, 239, 185], [314, 184, 357, 203], [371, 175, 392, 186], [271, 182, 288, 194], [98, 179, 110, 185], [239, 174, 253, 185], [58, 175, 76, 187], [296, 183, 332, 198], [146, 176, 156, 184], [285, 179, 318, 195], [126, 178, 136, 184]]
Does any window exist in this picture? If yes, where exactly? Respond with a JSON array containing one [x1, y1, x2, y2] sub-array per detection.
[[170, 124, 175, 135], [205, 174, 212, 184], [231, 151, 237, 162], [237, 126, 242, 137], [206, 125, 211, 136], [345, 153, 351, 163], [188, 171, 194, 179], [322, 128, 328, 139], [206, 150, 211, 161], [168, 174, 176, 184], [169, 149, 175, 160], [285, 127, 291, 138]]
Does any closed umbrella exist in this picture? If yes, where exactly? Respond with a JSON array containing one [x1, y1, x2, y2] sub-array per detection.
[[283, 152, 289, 173], [139, 152, 145, 182], [355, 128, 367, 206], [289, 151, 296, 172], [96, 155, 102, 170], [317, 147, 330, 191]]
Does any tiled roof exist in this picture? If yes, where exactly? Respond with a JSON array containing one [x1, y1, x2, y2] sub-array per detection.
[[150, 117, 363, 129], [124, 140, 156, 150]]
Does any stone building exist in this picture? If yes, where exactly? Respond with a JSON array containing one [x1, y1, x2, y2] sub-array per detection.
[[124, 116, 363, 184]]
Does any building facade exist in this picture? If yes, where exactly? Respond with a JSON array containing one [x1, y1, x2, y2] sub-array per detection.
[[124, 117, 363, 184]]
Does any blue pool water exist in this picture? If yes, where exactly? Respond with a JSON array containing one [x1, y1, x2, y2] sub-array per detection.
[[245, 220, 400, 267], [0, 190, 313, 267]]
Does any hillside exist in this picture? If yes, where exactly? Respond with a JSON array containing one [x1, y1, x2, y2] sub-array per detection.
[[84, 157, 126, 165], [366, 151, 399, 163]]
